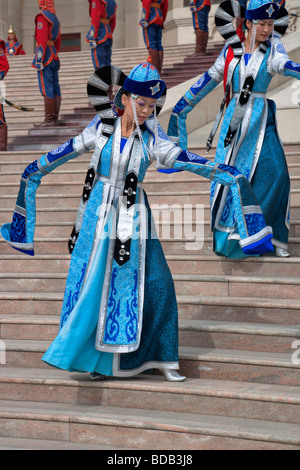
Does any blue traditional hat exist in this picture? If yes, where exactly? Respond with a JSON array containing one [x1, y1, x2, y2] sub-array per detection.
[[245, 0, 279, 21], [114, 61, 166, 111]]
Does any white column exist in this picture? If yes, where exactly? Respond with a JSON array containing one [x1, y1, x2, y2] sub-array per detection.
[[0, 0, 8, 41]]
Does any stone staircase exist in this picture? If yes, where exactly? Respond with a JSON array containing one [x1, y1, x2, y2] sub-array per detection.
[[0, 49, 299, 450], [4, 42, 223, 151], [0, 143, 300, 450]]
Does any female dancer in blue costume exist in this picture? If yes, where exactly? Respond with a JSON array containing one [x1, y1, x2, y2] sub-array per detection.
[[167, 0, 300, 259], [1, 61, 274, 381]]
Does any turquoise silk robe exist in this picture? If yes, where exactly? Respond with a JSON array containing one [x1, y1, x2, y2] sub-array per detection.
[[1, 115, 273, 376], [168, 36, 300, 258]]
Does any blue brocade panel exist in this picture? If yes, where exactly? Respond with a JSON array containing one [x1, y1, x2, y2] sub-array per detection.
[[173, 96, 189, 115], [22, 161, 39, 180], [16, 180, 26, 210], [47, 139, 75, 164], [189, 71, 212, 97], [218, 163, 241, 178], [244, 213, 266, 237], [176, 150, 209, 165], [284, 61, 300, 79], [10, 212, 26, 243]]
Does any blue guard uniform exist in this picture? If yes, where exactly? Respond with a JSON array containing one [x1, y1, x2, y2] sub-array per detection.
[[190, 0, 211, 56], [167, 0, 300, 259], [86, 0, 117, 69], [6, 26, 26, 56], [32, 0, 61, 127], [0, 40, 9, 151], [140, 0, 169, 74]]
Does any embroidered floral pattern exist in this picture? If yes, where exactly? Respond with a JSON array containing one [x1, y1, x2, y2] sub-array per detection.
[[22, 161, 39, 180], [60, 263, 87, 328], [104, 268, 120, 342], [11, 212, 26, 243], [125, 270, 138, 342]]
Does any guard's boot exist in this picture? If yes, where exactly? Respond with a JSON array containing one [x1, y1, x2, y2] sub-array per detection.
[[158, 50, 164, 75], [34, 97, 56, 127], [54, 94, 61, 126], [148, 48, 160, 72], [203, 31, 209, 55], [0, 124, 7, 151], [192, 29, 208, 56]]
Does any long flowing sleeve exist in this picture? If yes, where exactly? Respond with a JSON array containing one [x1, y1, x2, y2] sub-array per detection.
[[0, 116, 101, 256], [167, 45, 227, 149], [151, 121, 273, 256], [270, 37, 300, 79], [284, 61, 300, 79]]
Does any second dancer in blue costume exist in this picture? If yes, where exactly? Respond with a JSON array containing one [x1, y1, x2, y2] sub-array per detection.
[[168, 0, 300, 259]]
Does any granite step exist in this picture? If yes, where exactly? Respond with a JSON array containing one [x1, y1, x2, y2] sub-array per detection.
[[1, 272, 300, 300], [166, 254, 300, 277], [0, 368, 299, 425], [2, 253, 300, 277], [21, 219, 300, 240], [3, 340, 299, 386], [1, 292, 299, 325], [173, 273, 300, 300], [2, 236, 300, 257], [1, 315, 299, 354], [179, 346, 300, 386], [0, 399, 299, 450], [0, 437, 125, 450], [178, 319, 300, 353]]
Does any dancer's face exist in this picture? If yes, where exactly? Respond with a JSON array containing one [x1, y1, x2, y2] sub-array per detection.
[[246, 19, 274, 42], [122, 94, 156, 126]]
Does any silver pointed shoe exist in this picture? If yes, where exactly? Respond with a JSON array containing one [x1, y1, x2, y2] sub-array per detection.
[[275, 247, 290, 258], [159, 369, 186, 382], [90, 372, 107, 381]]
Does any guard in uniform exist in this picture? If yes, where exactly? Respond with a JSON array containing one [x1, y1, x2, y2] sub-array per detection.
[[0, 40, 9, 151], [6, 26, 26, 56], [140, 0, 168, 74], [190, 0, 211, 56], [32, 0, 61, 127], [86, 0, 118, 69]]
